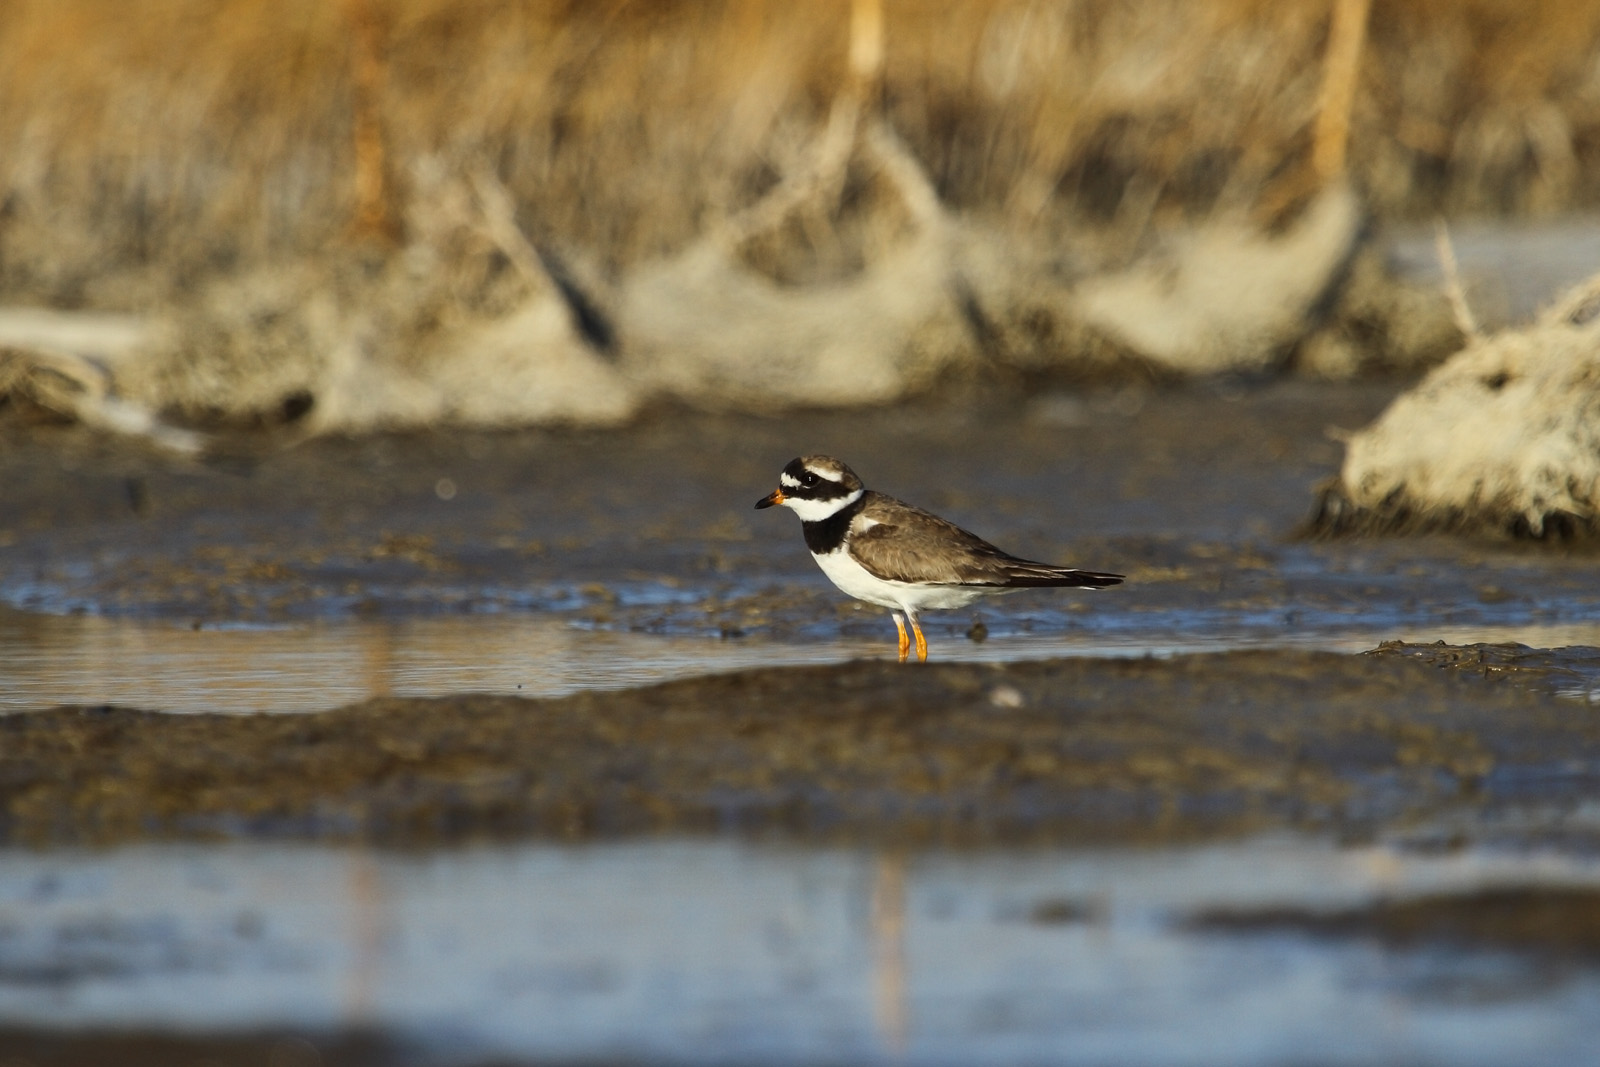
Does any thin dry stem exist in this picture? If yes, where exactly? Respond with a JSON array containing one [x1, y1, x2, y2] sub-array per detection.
[[1312, 0, 1372, 182], [468, 168, 554, 296], [343, 0, 400, 243], [1433, 217, 1479, 339]]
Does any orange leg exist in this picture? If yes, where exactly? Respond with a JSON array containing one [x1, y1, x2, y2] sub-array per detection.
[[909, 613, 928, 662], [892, 613, 910, 662]]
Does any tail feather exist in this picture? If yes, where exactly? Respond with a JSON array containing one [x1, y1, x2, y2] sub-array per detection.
[[997, 565, 1125, 589]]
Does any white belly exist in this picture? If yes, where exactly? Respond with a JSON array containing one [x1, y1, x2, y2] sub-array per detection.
[[811, 547, 1004, 614]]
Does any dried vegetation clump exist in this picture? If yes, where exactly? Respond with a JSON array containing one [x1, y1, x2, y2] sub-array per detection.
[[1311, 272, 1600, 540], [1, 0, 1595, 432]]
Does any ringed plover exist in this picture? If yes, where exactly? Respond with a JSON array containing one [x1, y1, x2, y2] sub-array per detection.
[[756, 455, 1123, 661]]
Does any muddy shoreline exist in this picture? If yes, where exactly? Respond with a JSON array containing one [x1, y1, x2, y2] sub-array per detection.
[[6, 646, 1599, 849], [6, 382, 1598, 647], [6, 382, 1600, 1066], [6, 382, 1600, 849], [9, 642, 1600, 1067]]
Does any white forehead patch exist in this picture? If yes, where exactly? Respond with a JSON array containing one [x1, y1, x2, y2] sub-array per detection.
[[780, 472, 801, 489]]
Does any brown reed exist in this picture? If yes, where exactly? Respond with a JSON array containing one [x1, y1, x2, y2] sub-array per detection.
[[1, 0, 1598, 309]]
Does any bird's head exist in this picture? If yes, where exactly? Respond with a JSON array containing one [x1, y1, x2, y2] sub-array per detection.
[[755, 455, 864, 521]]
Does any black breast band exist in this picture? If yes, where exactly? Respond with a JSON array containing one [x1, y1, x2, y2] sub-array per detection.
[[802, 497, 864, 554]]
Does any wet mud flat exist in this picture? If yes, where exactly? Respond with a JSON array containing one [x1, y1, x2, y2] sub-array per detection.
[[2, 381, 1388, 629], [5, 380, 1600, 662], [6, 647, 1600, 849], [6, 382, 1600, 1065], [8, 648, 1600, 1065]]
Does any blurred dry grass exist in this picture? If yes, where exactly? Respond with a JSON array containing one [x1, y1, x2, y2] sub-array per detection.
[[2, 0, 1599, 310]]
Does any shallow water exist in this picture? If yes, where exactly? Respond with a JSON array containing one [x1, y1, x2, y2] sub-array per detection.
[[7, 612, 1600, 715], [4, 837, 1600, 1066]]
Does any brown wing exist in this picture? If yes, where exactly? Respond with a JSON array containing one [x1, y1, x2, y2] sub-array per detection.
[[848, 492, 1124, 588]]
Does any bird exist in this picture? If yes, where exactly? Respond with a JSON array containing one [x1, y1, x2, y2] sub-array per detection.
[[755, 455, 1124, 662]]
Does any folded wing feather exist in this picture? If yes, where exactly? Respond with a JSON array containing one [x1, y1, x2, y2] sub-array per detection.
[[848, 493, 1124, 588]]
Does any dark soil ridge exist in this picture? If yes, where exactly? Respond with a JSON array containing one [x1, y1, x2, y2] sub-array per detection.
[[1303, 476, 1600, 544], [1189, 885, 1600, 961], [0, 1029, 394, 1067], [6, 649, 1600, 848]]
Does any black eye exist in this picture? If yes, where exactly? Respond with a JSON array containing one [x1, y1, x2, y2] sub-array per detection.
[[800, 471, 820, 488]]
